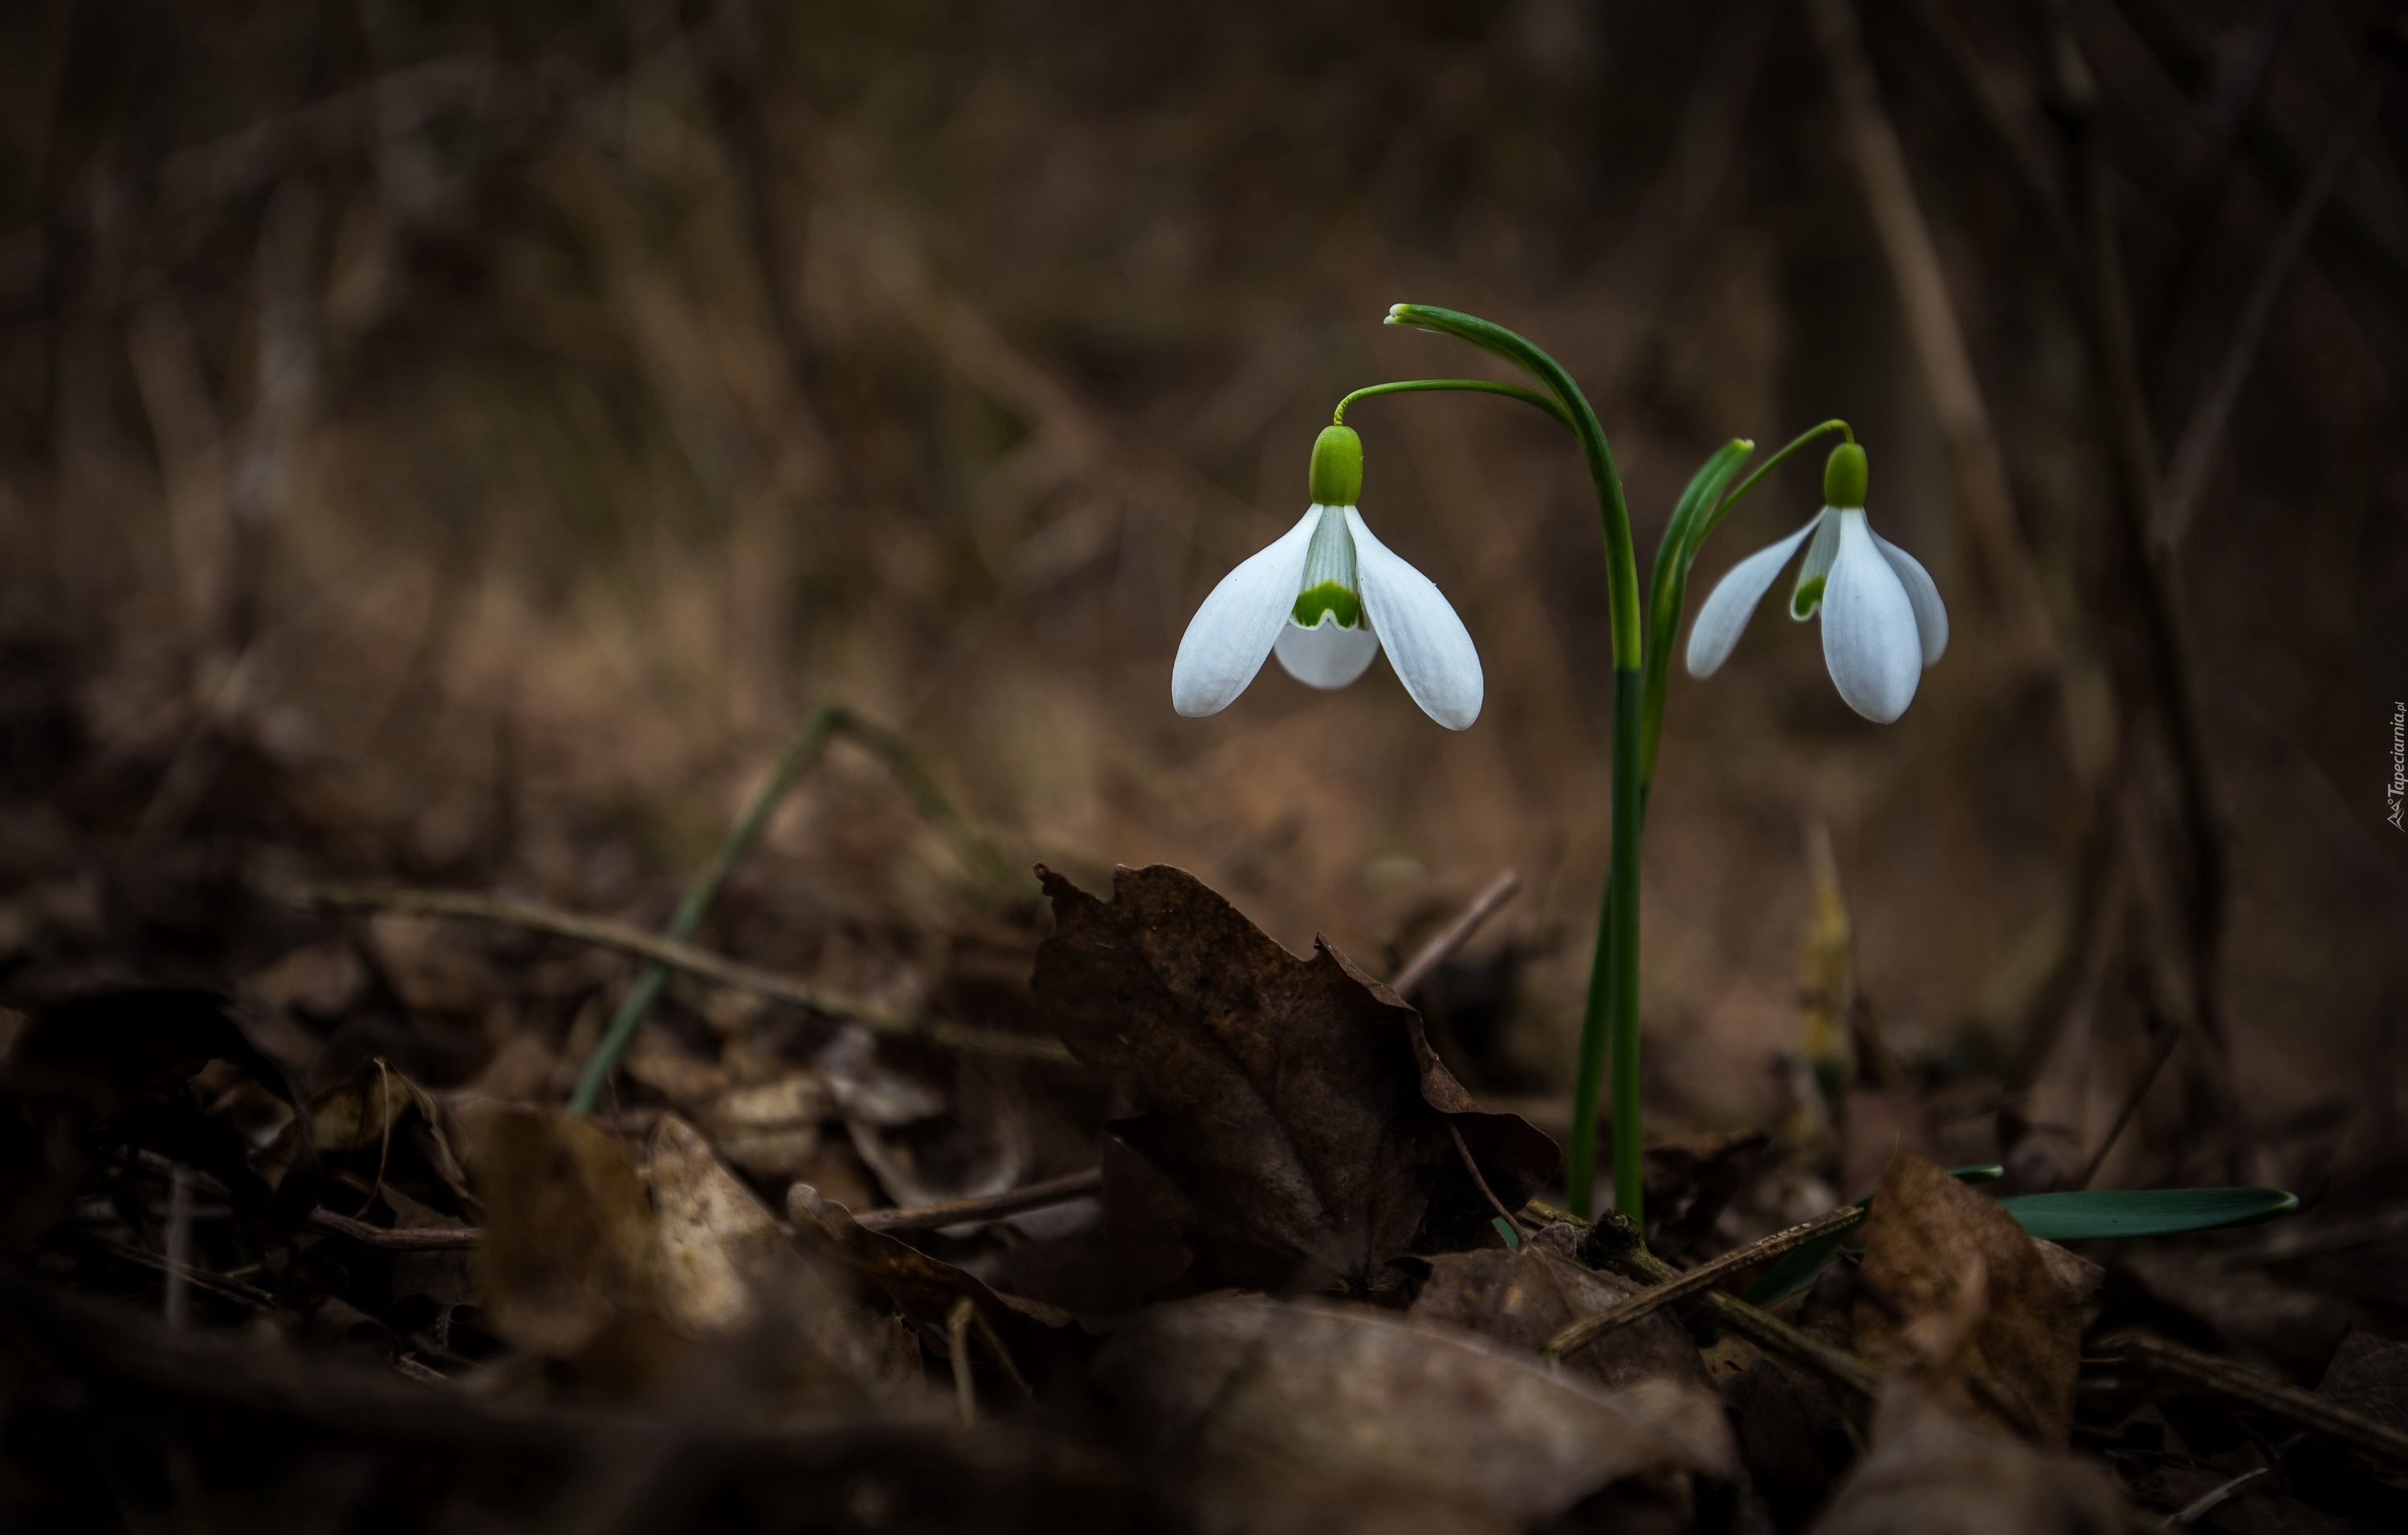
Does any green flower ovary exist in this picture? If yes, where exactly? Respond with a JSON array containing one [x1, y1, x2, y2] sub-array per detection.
[[1293, 580, 1362, 629]]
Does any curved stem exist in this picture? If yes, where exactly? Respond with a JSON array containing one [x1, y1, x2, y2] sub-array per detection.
[[1334, 378, 1575, 430], [1700, 418, 1852, 546], [1387, 303, 1641, 1221]]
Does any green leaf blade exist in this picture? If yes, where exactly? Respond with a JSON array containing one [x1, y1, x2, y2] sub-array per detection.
[[1998, 1187, 2298, 1243]]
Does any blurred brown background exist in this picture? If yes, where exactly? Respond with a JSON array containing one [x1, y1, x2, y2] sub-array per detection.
[[2, 0, 2402, 1207]]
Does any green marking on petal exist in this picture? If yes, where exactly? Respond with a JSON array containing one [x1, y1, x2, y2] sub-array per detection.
[[1791, 576, 1826, 618], [1293, 580, 1362, 629]]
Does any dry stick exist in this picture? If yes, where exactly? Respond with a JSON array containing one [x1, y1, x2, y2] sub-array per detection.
[[135, 1149, 481, 1252], [2159, 43, 2402, 549], [299, 885, 1074, 1066], [854, 1169, 1104, 1234], [1541, 1203, 1867, 1362], [1448, 1121, 1529, 1240], [1805, 0, 2059, 673], [2099, 1329, 2408, 1469], [1389, 869, 1521, 997], [163, 1163, 194, 1329], [947, 1298, 977, 1427], [2170, 1463, 2278, 1528], [1523, 1204, 1883, 1399], [2074, 1008, 2184, 1190]]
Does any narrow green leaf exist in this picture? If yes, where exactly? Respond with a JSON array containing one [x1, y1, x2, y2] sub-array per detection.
[[1492, 1215, 1523, 1249], [1998, 1187, 2298, 1243]]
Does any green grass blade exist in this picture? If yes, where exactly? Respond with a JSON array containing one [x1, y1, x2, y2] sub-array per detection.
[[1998, 1187, 2299, 1242]]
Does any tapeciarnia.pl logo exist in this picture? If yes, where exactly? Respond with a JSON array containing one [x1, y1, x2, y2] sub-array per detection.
[[2390, 702, 2406, 831]]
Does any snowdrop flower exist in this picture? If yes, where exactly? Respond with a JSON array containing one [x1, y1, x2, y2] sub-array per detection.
[[1684, 442, 1946, 723], [1172, 425, 1482, 729]]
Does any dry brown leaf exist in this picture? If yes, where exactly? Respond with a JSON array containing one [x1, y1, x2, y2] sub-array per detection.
[[1030, 864, 1557, 1296], [262, 1057, 471, 1199], [1854, 1148, 2081, 1443], [2319, 1329, 2408, 1432], [647, 1114, 923, 1395], [1811, 1382, 2133, 1534], [647, 1112, 793, 1336], [1090, 1295, 1734, 1535], [1408, 1244, 1714, 1395], [455, 1102, 658, 1357]]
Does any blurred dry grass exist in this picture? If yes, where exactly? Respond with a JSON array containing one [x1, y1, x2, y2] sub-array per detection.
[[2, 0, 2404, 1201]]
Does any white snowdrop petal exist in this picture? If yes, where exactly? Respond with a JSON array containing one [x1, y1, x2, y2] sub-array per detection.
[[1791, 508, 1844, 619], [1274, 613, 1381, 689], [1344, 508, 1482, 730], [1171, 507, 1320, 716], [1870, 526, 1948, 667], [1821, 509, 1923, 723], [1684, 513, 1823, 678]]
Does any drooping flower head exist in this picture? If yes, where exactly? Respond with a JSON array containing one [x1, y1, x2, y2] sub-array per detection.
[[1684, 441, 1946, 723], [1171, 425, 1483, 729]]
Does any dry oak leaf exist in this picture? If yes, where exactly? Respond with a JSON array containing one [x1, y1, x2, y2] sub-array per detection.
[[1030, 864, 1556, 1295], [1853, 1147, 2080, 1444], [1811, 1382, 2134, 1535], [1092, 1295, 1734, 1535]]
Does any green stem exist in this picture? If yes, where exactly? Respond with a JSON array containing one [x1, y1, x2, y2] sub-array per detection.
[[1333, 378, 1575, 430], [568, 703, 1019, 1114], [1386, 303, 1642, 1220]]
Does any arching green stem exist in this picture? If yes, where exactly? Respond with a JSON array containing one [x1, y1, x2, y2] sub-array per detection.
[[1385, 303, 1642, 1221], [1334, 378, 1575, 431]]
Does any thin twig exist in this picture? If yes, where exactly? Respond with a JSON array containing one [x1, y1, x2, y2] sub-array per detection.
[[2075, 1010, 2182, 1190], [1447, 1120, 1528, 1240], [1522, 1203, 1883, 1399], [947, 1297, 977, 1427], [164, 1163, 194, 1329], [1389, 870, 1520, 997], [1541, 1203, 1867, 1361], [297, 884, 1076, 1065], [135, 1149, 481, 1250], [2099, 1329, 2408, 1468], [2159, 43, 2402, 548], [59, 1228, 274, 1312], [853, 1169, 1103, 1234], [2170, 1464, 2276, 1527]]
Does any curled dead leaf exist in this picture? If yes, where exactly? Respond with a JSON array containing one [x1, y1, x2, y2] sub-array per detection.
[[1811, 1382, 2133, 1534], [1853, 1148, 2080, 1444], [1030, 864, 1556, 1296], [1090, 1296, 1734, 1534]]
